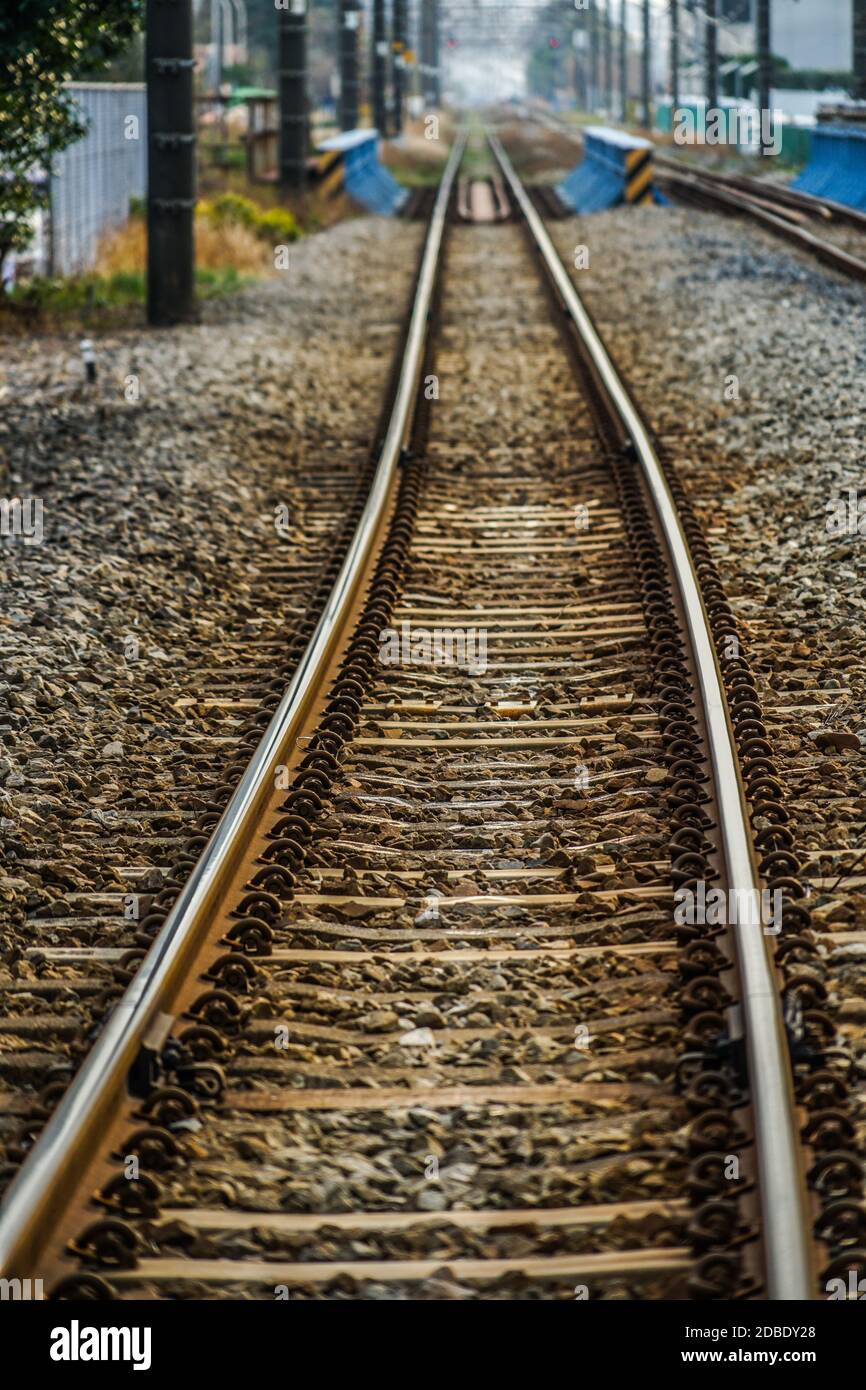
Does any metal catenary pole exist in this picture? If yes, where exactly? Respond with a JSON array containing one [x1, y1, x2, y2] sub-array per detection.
[[756, 0, 772, 154], [393, 0, 407, 133], [573, 16, 587, 111], [420, 0, 439, 106], [419, 0, 430, 104], [210, 0, 223, 92], [603, 0, 613, 113], [620, 0, 628, 122], [705, 0, 718, 113], [339, 0, 361, 131], [385, 0, 396, 134], [430, 0, 440, 104], [278, 0, 308, 192], [589, 1, 599, 111], [146, 0, 196, 327], [372, 0, 388, 131], [855, 0, 866, 101], [670, 0, 679, 115], [641, 0, 651, 129]]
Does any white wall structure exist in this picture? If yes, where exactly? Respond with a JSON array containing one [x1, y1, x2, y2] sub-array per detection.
[[50, 83, 148, 275], [753, 0, 852, 72], [637, 0, 853, 93]]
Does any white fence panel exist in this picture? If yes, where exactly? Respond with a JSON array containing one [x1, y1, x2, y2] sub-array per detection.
[[49, 83, 147, 275]]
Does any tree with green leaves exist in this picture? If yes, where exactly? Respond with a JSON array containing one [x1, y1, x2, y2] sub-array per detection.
[[0, 1, 144, 281]]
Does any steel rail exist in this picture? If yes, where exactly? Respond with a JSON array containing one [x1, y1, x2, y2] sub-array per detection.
[[488, 130, 814, 1302], [654, 151, 866, 235], [525, 109, 866, 278], [0, 130, 468, 1282], [657, 164, 866, 284], [529, 106, 866, 230]]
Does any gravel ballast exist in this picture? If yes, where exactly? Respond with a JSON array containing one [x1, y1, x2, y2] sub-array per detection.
[[0, 216, 423, 1178], [549, 201, 866, 1148]]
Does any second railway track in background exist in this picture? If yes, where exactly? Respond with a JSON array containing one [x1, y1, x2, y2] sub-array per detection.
[[529, 107, 866, 284], [654, 155, 866, 284], [0, 129, 860, 1303]]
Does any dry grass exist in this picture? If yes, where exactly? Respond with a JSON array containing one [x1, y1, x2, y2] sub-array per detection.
[[195, 218, 273, 273], [95, 214, 272, 277], [93, 216, 146, 275]]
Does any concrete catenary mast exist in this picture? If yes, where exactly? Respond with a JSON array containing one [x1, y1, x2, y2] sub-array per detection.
[[339, 0, 361, 131], [853, 0, 866, 100], [603, 0, 613, 113], [705, 0, 718, 114], [278, 0, 307, 192], [756, 0, 772, 154], [589, 2, 599, 111], [393, 0, 408, 134], [670, 0, 680, 115], [620, 0, 628, 121], [146, 0, 196, 326], [372, 0, 388, 132], [641, 0, 651, 129]]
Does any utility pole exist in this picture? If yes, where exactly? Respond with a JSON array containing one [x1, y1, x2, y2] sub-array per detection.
[[573, 22, 588, 111], [146, 0, 196, 327], [210, 0, 223, 93], [620, 0, 628, 122], [855, 0, 866, 101], [420, 0, 431, 104], [429, 0, 441, 105], [339, 0, 360, 131], [589, 2, 599, 112], [756, 0, 772, 153], [705, 0, 718, 113], [220, 0, 234, 56], [372, 0, 388, 132], [603, 1, 613, 114], [227, 0, 248, 58], [670, 0, 679, 116], [641, 0, 651, 130], [393, 0, 407, 134], [278, 0, 307, 192]]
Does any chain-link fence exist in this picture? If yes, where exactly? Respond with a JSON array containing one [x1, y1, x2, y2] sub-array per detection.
[[48, 83, 147, 275]]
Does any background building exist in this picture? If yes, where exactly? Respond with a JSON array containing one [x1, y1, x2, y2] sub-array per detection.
[[754, 0, 851, 72]]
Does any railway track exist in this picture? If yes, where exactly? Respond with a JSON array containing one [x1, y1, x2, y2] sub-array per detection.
[[456, 175, 510, 223], [655, 157, 866, 284], [0, 462, 390, 1107], [0, 129, 858, 1303], [655, 155, 866, 236], [524, 107, 866, 283], [0, 230, 423, 1190]]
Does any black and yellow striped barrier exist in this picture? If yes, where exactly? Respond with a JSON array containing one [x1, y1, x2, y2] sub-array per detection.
[[313, 130, 408, 215], [624, 142, 654, 205], [314, 145, 345, 200], [558, 127, 662, 213]]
